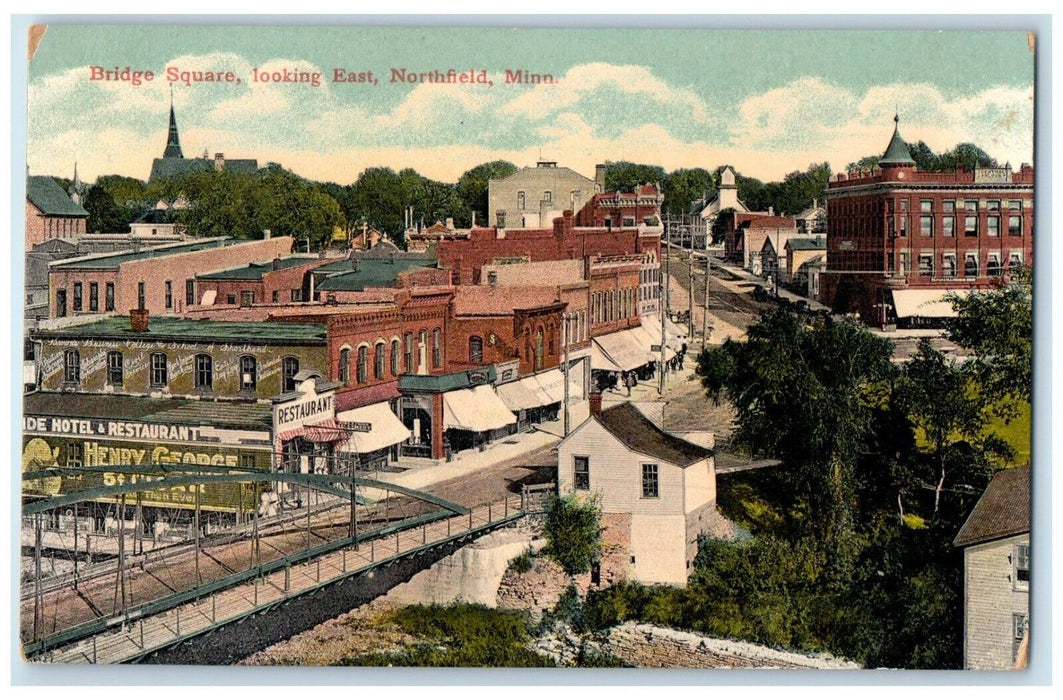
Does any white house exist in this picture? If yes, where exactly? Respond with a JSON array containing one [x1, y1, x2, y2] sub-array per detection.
[[557, 397, 717, 587], [953, 466, 1030, 670]]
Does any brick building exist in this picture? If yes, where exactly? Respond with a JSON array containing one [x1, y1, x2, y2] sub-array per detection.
[[574, 183, 664, 229], [723, 212, 798, 272], [25, 175, 88, 252], [195, 255, 328, 307], [822, 117, 1034, 325], [48, 236, 295, 319]]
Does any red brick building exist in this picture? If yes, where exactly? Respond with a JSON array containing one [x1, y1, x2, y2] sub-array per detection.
[[574, 184, 664, 228], [26, 176, 88, 252], [822, 117, 1034, 325], [195, 255, 329, 307]]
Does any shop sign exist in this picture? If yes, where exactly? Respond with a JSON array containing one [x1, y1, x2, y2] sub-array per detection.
[[273, 379, 335, 433], [342, 421, 372, 433], [24, 415, 202, 442], [467, 369, 491, 385]]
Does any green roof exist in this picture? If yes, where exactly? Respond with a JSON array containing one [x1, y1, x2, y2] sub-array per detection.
[[26, 176, 89, 217], [149, 157, 259, 182], [24, 392, 273, 432], [879, 116, 916, 166], [35, 316, 326, 345], [316, 258, 433, 292], [198, 256, 320, 280], [786, 236, 827, 251], [399, 367, 497, 394], [51, 238, 234, 270]]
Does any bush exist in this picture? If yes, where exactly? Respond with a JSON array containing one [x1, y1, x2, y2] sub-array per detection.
[[542, 493, 602, 576], [510, 548, 534, 574]]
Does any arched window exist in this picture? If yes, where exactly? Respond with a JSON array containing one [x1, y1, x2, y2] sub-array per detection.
[[194, 353, 213, 390], [469, 336, 484, 363], [547, 324, 555, 356], [357, 346, 368, 384], [535, 326, 545, 370], [391, 339, 401, 376], [374, 342, 386, 380], [432, 328, 442, 368], [282, 357, 300, 392], [339, 348, 350, 384], [404, 332, 414, 373], [64, 349, 80, 385], [240, 355, 257, 391]]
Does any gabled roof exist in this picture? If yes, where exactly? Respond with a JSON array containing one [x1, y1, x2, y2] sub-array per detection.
[[954, 467, 1030, 548], [27, 176, 89, 217], [595, 402, 713, 467]]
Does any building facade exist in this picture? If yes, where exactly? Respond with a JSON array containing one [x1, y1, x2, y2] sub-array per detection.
[[26, 176, 88, 252], [488, 160, 599, 229]]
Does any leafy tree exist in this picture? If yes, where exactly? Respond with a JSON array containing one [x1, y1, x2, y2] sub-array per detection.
[[604, 161, 666, 193], [82, 174, 153, 233], [348, 167, 407, 244], [542, 493, 602, 576], [946, 267, 1032, 404], [934, 143, 999, 172], [710, 207, 735, 245], [662, 167, 716, 216], [455, 160, 517, 226]]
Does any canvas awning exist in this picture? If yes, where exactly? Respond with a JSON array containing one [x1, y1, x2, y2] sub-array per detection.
[[278, 418, 348, 443], [533, 368, 566, 404], [628, 324, 676, 362], [497, 375, 547, 411], [590, 343, 623, 372], [592, 330, 653, 371], [336, 402, 411, 454], [640, 313, 687, 350], [891, 289, 970, 318], [443, 384, 517, 432]]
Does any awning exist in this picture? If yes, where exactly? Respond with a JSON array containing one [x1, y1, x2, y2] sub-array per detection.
[[591, 343, 623, 372], [443, 384, 517, 432], [336, 402, 412, 454], [593, 331, 653, 371], [533, 368, 566, 404], [629, 324, 676, 362], [892, 289, 970, 318], [278, 418, 348, 443], [497, 376, 546, 411], [641, 313, 687, 350]]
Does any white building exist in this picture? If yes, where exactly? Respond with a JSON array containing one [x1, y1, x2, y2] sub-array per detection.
[[557, 398, 717, 587]]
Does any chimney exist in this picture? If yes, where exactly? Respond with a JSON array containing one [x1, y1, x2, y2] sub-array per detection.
[[768, 206, 774, 216], [130, 308, 149, 333], [595, 163, 606, 192], [471, 211, 477, 227], [445, 217, 454, 230], [589, 392, 603, 418], [272, 256, 282, 271], [263, 228, 271, 239], [214, 153, 225, 171]]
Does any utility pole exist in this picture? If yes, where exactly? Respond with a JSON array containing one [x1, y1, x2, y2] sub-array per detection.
[[658, 218, 670, 395], [562, 312, 572, 435], [687, 245, 695, 340]]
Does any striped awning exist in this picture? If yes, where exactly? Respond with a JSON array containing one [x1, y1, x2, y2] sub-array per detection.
[[278, 418, 348, 443]]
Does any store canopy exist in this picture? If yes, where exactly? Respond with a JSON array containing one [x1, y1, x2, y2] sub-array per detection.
[[593, 330, 653, 371], [891, 289, 969, 318], [641, 313, 687, 350], [533, 368, 566, 404], [497, 376, 546, 411], [336, 402, 411, 454], [590, 343, 623, 372], [278, 418, 348, 443], [628, 324, 676, 362], [443, 384, 517, 432]]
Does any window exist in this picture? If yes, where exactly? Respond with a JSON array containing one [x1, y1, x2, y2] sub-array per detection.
[[73, 282, 83, 312], [469, 336, 483, 363], [339, 348, 350, 383], [920, 200, 933, 215], [899, 198, 909, 212], [1013, 613, 1028, 662], [64, 349, 80, 385], [988, 254, 1002, 276], [291, 289, 302, 302], [487, 271, 498, 285], [150, 353, 168, 387], [517, 191, 526, 209], [898, 216, 908, 237], [964, 254, 979, 278], [543, 190, 552, 204], [943, 200, 955, 214], [165, 281, 173, 309], [1010, 253, 1023, 272], [357, 346, 368, 383], [239, 454, 257, 470], [964, 215, 978, 237], [282, 357, 300, 392], [137, 282, 146, 310], [432, 328, 442, 368], [641, 463, 659, 498], [107, 351, 123, 387], [1014, 543, 1030, 590], [534, 327, 544, 370], [391, 339, 401, 376], [186, 279, 195, 307], [89, 283, 99, 312], [66, 442, 83, 468], [226, 294, 237, 305], [988, 216, 1000, 237], [105, 283, 115, 312], [56, 289, 67, 317], [497, 212, 506, 228], [943, 216, 955, 237], [918, 254, 934, 277], [240, 355, 257, 391], [194, 354, 213, 390], [942, 254, 956, 278], [374, 342, 386, 380], [1009, 215, 1023, 236], [987, 199, 1000, 212], [920, 215, 933, 237], [573, 456, 589, 490], [1009, 199, 1022, 212], [272, 290, 280, 303], [240, 291, 253, 307], [404, 332, 414, 373]]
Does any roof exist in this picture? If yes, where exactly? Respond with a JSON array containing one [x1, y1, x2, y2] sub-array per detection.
[[149, 157, 259, 182], [316, 258, 432, 292], [879, 116, 916, 166], [745, 215, 798, 230], [50, 238, 236, 270], [132, 209, 181, 225], [26, 176, 89, 217], [452, 285, 563, 316], [198, 256, 320, 280], [24, 392, 273, 433], [595, 402, 714, 467], [34, 316, 327, 345], [786, 236, 827, 251], [954, 467, 1030, 547]]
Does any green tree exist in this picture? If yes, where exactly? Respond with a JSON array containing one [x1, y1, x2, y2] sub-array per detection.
[[82, 174, 153, 233], [662, 167, 716, 216], [455, 160, 517, 226], [348, 167, 407, 244], [542, 493, 602, 576], [604, 161, 666, 193], [934, 143, 999, 172]]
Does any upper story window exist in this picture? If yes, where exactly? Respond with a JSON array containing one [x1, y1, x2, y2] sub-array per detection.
[[374, 342, 386, 380], [73, 283, 83, 312], [573, 456, 590, 490], [240, 355, 257, 392], [432, 328, 442, 368], [166, 281, 174, 309], [517, 191, 526, 210], [186, 279, 195, 307], [1009, 214, 1023, 236], [137, 282, 146, 310], [469, 336, 484, 364], [282, 356, 300, 392], [642, 463, 659, 498], [107, 350, 123, 387], [105, 283, 115, 312], [391, 339, 401, 376], [64, 349, 80, 385], [194, 353, 213, 390], [920, 199, 933, 214], [543, 190, 552, 204], [404, 332, 414, 373], [1014, 543, 1030, 590], [339, 347, 351, 384], [89, 283, 99, 312], [357, 345, 368, 384], [150, 352, 168, 388]]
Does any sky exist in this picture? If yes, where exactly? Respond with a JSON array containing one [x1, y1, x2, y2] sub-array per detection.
[[25, 24, 1036, 186]]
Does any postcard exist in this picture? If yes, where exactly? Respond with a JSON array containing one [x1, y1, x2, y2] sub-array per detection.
[[19, 22, 1035, 673]]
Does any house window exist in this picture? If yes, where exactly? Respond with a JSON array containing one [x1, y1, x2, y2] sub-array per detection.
[[1009, 215, 1023, 236], [165, 281, 174, 309], [942, 254, 956, 278], [105, 283, 115, 312], [1014, 543, 1030, 590], [339, 348, 350, 383], [469, 336, 484, 363], [240, 355, 257, 392], [64, 349, 80, 385], [988, 254, 1002, 276], [573, 456, 590, 490], [73, 282, 83, 312], [374, 342, 386, 380], [137, 282, 146, 309], [543, 190, 552, 204], [282, 357, 300, 392], [150, 353, 168, 387], [404, 332, 414, 373], [89, 282, 99, 312], [1013, 613, 1028, 663], [240, 290, 253, 307], [432, 328, 442, 368], [517, 191, 526, 209], [186, 279, 195, 307], [106, 351, 123, 387], [641, 463, 659, 498], [987, 216, 1000, 237], [357, 346, 368, 384], [918, 254, 933, 277], [391, 339, 401, 375], [964, 254, 978, 278], [194, 353, 213, 390]]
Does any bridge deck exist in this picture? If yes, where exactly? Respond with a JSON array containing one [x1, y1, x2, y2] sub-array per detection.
[[28, 497, 523, 664]]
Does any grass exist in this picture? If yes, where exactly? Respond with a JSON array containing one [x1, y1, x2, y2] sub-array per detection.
[[982, 399, 1031, 466]]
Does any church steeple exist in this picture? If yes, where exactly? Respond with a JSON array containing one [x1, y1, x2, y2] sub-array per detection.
[[163, 88, 184, 159]]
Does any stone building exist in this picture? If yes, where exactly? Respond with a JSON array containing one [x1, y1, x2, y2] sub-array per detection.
[[822, 116, 1034, 326], [488, 160, 599, 229], [954, 467, 1030, 670]]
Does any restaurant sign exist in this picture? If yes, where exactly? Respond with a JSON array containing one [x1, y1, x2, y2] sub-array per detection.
[[273, 376, 336, 434]]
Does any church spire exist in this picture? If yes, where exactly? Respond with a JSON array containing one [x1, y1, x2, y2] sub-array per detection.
[[163, 86, 184, 158]]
